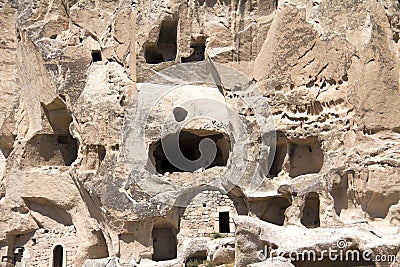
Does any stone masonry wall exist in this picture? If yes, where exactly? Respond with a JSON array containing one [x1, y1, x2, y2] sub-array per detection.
[[13, 226, 78, 267], [180, 190, 243, 238]]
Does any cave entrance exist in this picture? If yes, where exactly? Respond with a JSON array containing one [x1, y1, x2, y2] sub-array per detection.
[[24, 134, 78, 166], [289, 137, 323, 178], [145, 45, 163, 64], [301, 192, 320, 228], [52, 245, 63, 267], [268, 132, 287, 177], [331, 172, 350, 216], [151, 130, 230, 174], [145, 19, 178, 64], [157, 19, 178, 62], [22, 97, 78, 167], [251, 197, 290, 226], [152, 228, 177, 261], [182, 36, 206, 63]]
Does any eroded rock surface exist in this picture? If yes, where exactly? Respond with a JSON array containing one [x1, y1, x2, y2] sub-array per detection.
[[0, 0, 399, 266]]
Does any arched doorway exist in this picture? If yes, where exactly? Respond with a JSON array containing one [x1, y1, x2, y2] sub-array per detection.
[[52, 245, 63, 267]]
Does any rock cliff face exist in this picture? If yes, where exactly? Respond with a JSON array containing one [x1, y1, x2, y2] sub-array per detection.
[[0, 0, 399, 266]]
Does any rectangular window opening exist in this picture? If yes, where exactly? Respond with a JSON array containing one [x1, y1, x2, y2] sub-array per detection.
[[219, 211, 230, 233], [92, 50, 102, 62]]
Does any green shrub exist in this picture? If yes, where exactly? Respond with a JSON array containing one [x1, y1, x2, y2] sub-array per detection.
[[210, 232, 223, 239], [186, 257, 205, 267]]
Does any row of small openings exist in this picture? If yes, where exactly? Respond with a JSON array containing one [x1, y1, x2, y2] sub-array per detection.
[[150, 130, 321, 177], [144, 19, 206, 64], [92, 42, 204, 64], [149, 130, 321, 178]]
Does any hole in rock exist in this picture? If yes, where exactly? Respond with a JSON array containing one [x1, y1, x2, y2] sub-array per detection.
[[219, 211, 230, 233], [250, 197, 291, 226], [301, 192, 320, 228], [92, 50, 102, 62], [181, 36, 206, 63], [22, 97, 78, 167], [24, 134, 78, 166], [13, 247, 24, 264], [158, 19, 178, 61], [150, 130, 230, 174], [0, 143, 12, 159], [87, 230, 109, 259], [394, 32, 399, 43], [23, 197, 73, 226], [83, 145, 106, 170], [145, 19, 178, 64], [152, 225, 177, 261], [111, 144, 120, 151], [145, 44, 163, 64], [173, 107, 188, 122], [52, 245, 63, 267], [289, 137, 323, 178], [268, 132, 287, 177], [42, 97, 73, 134], [361, 191, 399, 219], [98, 145, 106, 161], [331, 172, 350, 216]]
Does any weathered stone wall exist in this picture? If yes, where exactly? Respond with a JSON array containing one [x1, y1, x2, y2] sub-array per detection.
[[0, 0, 399, 266], [12, 227, 78, 267], [180, 190, 246, 238]]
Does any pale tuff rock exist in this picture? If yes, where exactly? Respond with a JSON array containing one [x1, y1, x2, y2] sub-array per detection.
[[0, 0, 399, 267]]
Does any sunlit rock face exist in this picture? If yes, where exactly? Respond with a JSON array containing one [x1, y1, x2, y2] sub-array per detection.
[[0, 0, 399, 266]]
